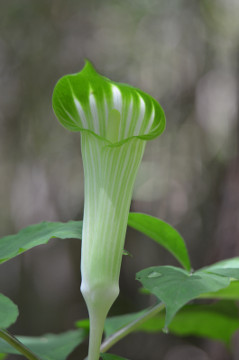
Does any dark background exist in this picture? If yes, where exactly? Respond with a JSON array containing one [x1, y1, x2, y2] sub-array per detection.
[[0, 0, 239, 359]]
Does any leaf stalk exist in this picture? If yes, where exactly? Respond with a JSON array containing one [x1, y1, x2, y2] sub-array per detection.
[[100, 302, 165, 354], [0, 329, 42, 360]]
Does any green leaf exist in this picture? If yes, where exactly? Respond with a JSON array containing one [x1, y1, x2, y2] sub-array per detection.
[[75, 319, 89, 331], [199, 280, 239, 299], [104, 310, 147, 338], [0, 329, 87, 360], [104, 301, 239, 346], [202, 257, 239, 279], [128, 213, 191, 271], [77, 279, 239, 338], [101, 354, 130, 360], [0, 221, 82, 264], [168, 301, 239, 346], [136, 265, 230, 327], [0, 294, 18, 329]]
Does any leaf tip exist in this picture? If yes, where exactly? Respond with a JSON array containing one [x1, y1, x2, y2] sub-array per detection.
[[82, 59, 98, 76]]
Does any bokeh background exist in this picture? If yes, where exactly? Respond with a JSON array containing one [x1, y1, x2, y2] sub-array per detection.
[[0, 0, 239, 359]]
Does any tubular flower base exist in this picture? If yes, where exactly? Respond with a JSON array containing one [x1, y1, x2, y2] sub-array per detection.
[[52, 61, 165, 360]]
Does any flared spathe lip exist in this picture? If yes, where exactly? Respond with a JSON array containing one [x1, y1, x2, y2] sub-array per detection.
[[52, 60, 166, 146]]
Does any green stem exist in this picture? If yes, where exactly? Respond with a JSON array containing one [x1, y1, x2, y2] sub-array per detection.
[[100, 302, 165, 354], [87, 310, 106, 360], [0, 329, 42, 360], [82, 283, 119, 360]]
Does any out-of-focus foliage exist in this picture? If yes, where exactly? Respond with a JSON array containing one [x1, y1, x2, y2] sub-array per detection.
[[0, 221, 82, 264], [0, 1, 239, 359], [0, 294, 18, 329], [0, 329, 87, 360], [128, 212, 191, 270], [102, 300, 239, 346], [100, 354, 129, 360]]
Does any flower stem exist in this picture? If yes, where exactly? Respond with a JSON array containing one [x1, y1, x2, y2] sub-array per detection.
[[100, 302, 165, 354], [81, 282, 119, 360], [87, 311, 106, 360], [0, 329, 42, 360]]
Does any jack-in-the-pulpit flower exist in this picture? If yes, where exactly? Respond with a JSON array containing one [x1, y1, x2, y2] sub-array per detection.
[[52, 61, 165, 360]]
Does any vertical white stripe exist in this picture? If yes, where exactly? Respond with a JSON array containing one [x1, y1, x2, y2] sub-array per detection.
[[110, 141, 143, 273], [111, 85, 122, 112], [124, 98, 133, 139], [108, 147, 132, 273], [104, 95, 109, 135], [89, 93, 100, 135], [73, 97, 88, 128], [144, 105, 155, 134], [133, 95, 146, 136], [113, 141, 145, 274]]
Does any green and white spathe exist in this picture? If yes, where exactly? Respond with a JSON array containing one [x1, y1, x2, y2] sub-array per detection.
[[52, 61, 165, 360]]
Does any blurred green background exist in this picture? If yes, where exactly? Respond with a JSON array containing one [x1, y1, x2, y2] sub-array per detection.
[[0, 0, 239, 359]]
